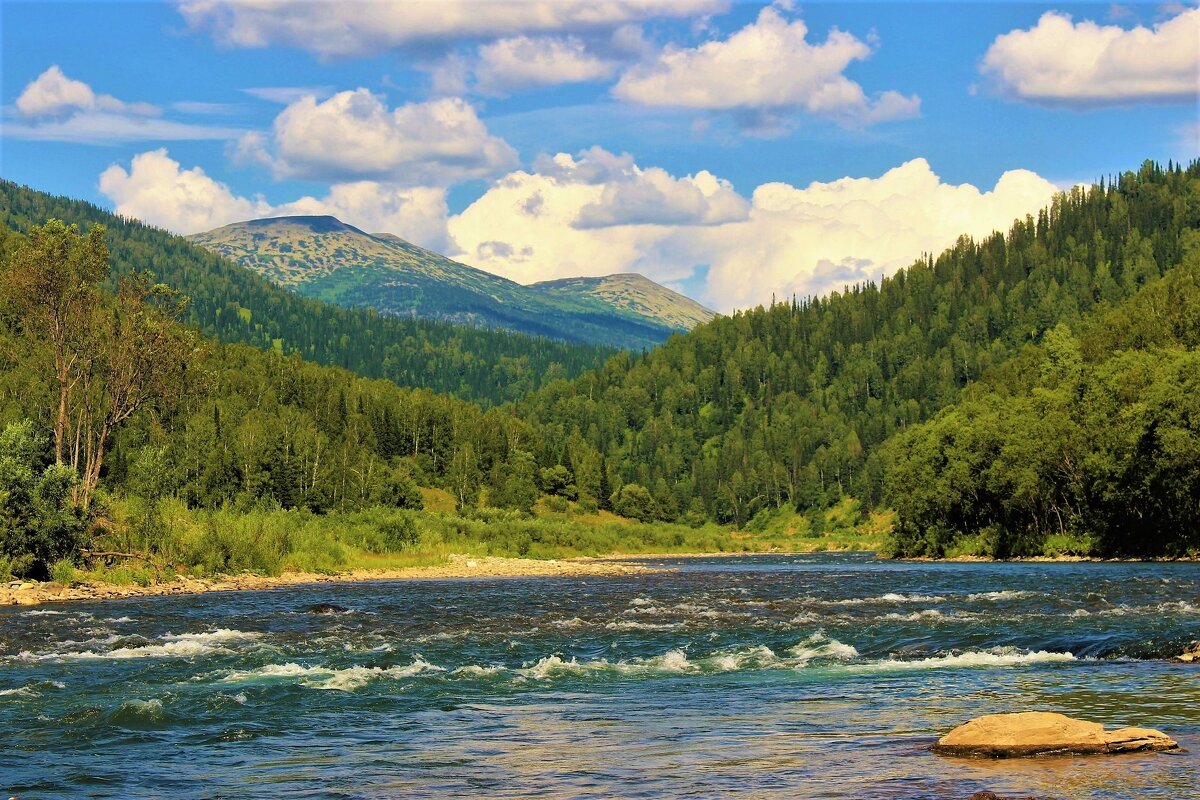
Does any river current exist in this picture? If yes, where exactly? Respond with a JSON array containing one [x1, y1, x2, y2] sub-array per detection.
[[2, 554, 1198, 799]]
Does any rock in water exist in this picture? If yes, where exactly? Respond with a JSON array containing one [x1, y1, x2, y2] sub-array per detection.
[[1174, 641, 1199, 663], [933, 712, 1179, 757], [305, 603, 350, 614]]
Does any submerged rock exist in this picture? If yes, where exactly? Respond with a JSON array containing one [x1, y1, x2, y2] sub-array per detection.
[[1174, 641, 1200, 663], [968, 793, 1039, 800], [933, 712, 1179, 757], [305, 603, 351, 615]]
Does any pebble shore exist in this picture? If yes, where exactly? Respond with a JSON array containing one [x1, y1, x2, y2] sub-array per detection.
[[0, 554, 657, 607]]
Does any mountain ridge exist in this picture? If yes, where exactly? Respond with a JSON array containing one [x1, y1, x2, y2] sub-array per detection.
[[187, 215, 715, 348]]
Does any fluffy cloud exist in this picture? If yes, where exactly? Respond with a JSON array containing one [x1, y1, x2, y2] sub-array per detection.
[[277, 183, 450, 252], [98, 149, 449, 249], [178, 0, 723, 58], [8, 66, 238, 143], [450, 155, 1059, 311], [692, 159, 1061, 310], [473, 36, 619, 95], [16, 65, 157, 118], [241, 90, 517, 185], [447, 147, 747, 284], [981, 8, 1200, 106], [612, 6, 920, 130], [101, 149, 1061, 313], [99, 150, 268, 233]]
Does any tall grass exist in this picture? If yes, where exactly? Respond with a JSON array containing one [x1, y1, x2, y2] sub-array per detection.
[[76, 495, 887, 584]]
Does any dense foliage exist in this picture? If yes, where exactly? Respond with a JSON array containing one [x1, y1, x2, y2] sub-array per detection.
[[0, 160, 1196, 576], [886, 244, 1200, 558], [515, 161, 1200, 529], [0, 180, 614, 407]]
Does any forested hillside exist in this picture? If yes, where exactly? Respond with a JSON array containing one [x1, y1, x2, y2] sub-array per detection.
[[0, 161, 1195, 580], [188, 216, 713, 348], [514, 161, 1199, 528], [885, 243, 1200, 558], [0, 181, 613, 406]]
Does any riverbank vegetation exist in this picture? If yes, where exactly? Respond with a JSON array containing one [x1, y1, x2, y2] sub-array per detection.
[[0, 160, 1197, 580]]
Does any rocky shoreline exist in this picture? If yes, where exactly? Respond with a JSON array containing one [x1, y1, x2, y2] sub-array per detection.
[[0, 554, 659, 607]]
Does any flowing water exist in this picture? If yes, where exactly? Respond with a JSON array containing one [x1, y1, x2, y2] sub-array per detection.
[[3, 554, 1199, 799]]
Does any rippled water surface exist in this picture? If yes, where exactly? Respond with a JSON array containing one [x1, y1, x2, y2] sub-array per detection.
[[3, 554, 1199, 798]]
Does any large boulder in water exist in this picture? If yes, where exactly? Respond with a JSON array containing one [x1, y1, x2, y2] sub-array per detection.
[[1174, 641, 1200, 663], [933, 712, 1179, 757]]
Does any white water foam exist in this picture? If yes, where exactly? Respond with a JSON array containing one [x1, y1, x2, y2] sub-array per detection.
[[450, 664, 507, 677], [850, 648, 1076, 673], [786, 633, 860, 662], [966, 590, 1037, 601], [28, 629, 263, 661], [222, 657, 444, 691], [882, 610, 946, 622], [605, 620, 684, 631], [830, 593, 944, 605]]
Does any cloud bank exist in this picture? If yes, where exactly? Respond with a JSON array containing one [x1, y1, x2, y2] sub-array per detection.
[[178, 0, 723, 57], [99, 149, 450, 251], [99, 150, 1060, 313], [613, 6, 920, 131], [981, 8, 1200, 107], [236, 90, 517, 185], [7, 66, 238, 143]]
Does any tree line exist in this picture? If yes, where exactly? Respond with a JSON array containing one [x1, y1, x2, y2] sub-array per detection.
[[0, 180, 616, 408], [0, 160, 1196, 576]]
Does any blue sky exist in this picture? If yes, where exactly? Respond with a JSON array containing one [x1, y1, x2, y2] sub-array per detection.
[[2, 1, 1197, 310]]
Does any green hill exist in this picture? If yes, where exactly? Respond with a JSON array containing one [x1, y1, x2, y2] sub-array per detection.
[[187, 216, 715, 349], [530, 273, 714, 331], [0, 182, 615, 406], [0, 160, 1196, 575], [514, 160, 1200, 539]]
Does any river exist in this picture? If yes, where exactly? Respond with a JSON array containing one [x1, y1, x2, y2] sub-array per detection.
[[3, 554, 1198, 798]]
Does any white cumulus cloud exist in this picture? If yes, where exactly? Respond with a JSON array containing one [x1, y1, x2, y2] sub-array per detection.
[[100, 149, 1062, 314], [98, 149, 449, 250], [100, 150, 269, 233], [692, 159, 1062, 310], [981, 8, 1200, 106], [447, 147, 748, 284], [612, 6, 920, 130], [473, 35, 619, 95], [7, 66, 239, 143], [178, 0, 724, 58], [449, 154, 1060, 311], [242, 90, 517, 185], [16, 65, 158, 118]]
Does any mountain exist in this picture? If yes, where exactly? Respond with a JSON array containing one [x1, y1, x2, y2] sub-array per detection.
[[186, 216, 715, 349], [0, 181, 614, 407], [530, 274, 714, 330]]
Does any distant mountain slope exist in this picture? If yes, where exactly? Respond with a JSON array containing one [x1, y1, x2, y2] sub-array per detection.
[[531, 274, 714, 330], [187, 216, 714, 349], [0, 181, 615, 406]]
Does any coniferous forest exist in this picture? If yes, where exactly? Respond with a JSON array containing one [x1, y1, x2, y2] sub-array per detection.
[[0, 181, 616, 408], [0, 160, 1197, 580]]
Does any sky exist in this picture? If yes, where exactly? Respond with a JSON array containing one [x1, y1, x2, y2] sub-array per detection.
[[1, 1, 1197, 312]]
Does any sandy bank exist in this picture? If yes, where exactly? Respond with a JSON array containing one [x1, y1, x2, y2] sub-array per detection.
[[0, 554, 658, 608]]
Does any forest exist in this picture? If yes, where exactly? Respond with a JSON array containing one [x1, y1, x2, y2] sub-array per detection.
[[0, 180, 615, 408], [0, 160, 1197, 580]]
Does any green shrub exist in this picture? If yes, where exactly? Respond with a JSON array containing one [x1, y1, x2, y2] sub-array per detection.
[[50, 558, 77, 586]]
